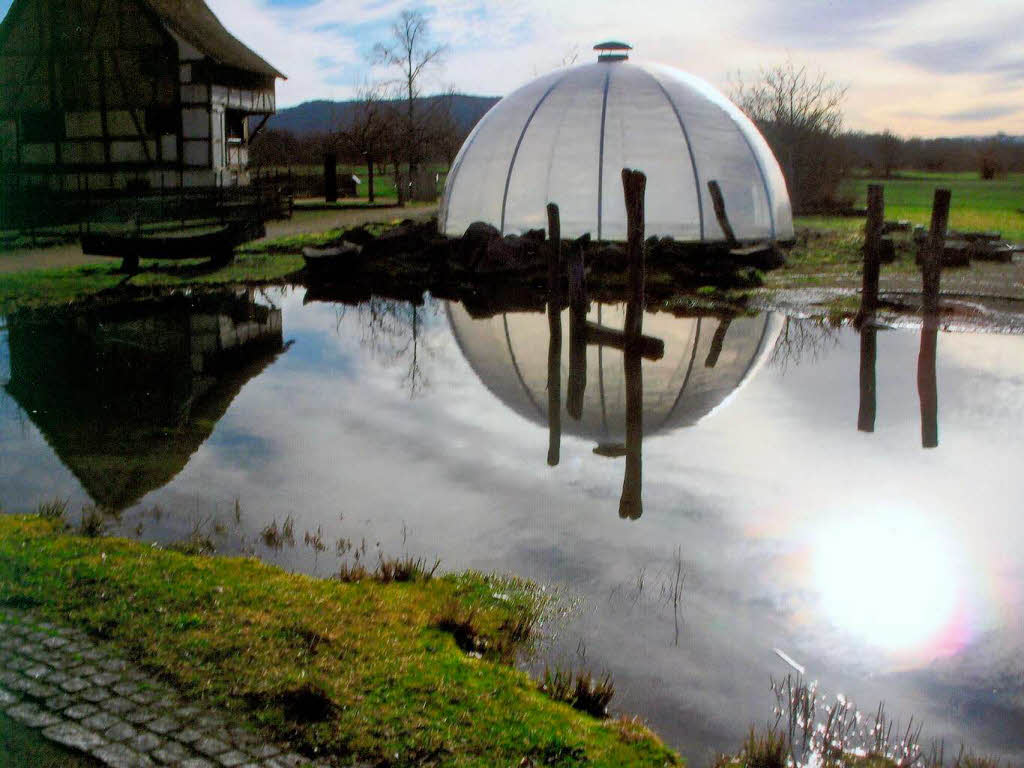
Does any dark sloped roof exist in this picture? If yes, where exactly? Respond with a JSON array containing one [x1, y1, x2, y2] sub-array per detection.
[[143, 0, 285, 79]]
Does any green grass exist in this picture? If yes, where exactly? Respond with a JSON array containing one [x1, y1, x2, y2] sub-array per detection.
[[0, 250, 305, 314], [256, 164, 449, 202], [839, 172, 1024, 241], [0, 516, 681, 768]]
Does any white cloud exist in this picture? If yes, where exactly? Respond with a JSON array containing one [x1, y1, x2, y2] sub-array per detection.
[[195, 0, 1023, 136]]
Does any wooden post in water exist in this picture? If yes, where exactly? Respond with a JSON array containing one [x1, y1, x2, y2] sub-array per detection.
[[707, 180, 737, 247], [858, 184, 884, 324], [858, 325, 877, 433], [922, 189, 951, 317], [916, 188, 948, 449], [620, 168, 647, 520], [546, 203, 563, 467], [566, 237, 588, 420]]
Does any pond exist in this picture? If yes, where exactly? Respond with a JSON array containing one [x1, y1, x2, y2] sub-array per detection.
[[1, 286, 1023, 763]]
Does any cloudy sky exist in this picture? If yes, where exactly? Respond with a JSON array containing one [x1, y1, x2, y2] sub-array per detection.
[[2, 0, 1022, 137]]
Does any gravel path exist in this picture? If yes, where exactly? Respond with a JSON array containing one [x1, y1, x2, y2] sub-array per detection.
[[0, 205, 436, 275], [0, 609, 366, 768]]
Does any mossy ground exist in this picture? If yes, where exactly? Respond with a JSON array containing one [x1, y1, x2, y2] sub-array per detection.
[[0, 516, 681, 768]]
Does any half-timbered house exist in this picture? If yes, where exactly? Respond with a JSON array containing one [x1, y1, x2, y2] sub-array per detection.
[[0, 0, 284, 191]]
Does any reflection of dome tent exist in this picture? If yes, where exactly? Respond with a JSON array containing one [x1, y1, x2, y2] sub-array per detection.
[[440, 43, 793, 243], [447, 303, 782, 443]]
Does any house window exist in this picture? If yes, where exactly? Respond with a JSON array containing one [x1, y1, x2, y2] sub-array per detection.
[[21, 111, 64, 142], [225, 110, 246, 145], [145, 107, 178, 136]]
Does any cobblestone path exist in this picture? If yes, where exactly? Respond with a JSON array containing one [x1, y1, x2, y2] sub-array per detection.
[[0, 609, 365, 768]]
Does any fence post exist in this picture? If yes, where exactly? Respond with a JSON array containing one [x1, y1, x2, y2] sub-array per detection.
[[859, 184, 884, 324], [922, 189, 951, 317]]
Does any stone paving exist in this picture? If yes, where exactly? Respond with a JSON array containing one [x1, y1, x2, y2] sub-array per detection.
[[0, 608, 365, 768]]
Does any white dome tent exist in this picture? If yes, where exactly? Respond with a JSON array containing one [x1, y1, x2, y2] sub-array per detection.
[[439, 43, 793, 244]]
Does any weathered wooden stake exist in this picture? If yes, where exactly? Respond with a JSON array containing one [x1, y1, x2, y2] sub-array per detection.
[[922, 188, 951, 316], [620, 168, 647, 521], [566, 241, 587, 420], [858, 325, 877, 433], [707, 180, 737, 247], [546, 203, 563, 466], [859, 184, 884, 323]]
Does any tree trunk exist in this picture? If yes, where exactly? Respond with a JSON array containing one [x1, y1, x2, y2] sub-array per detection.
[[367, 158, 375, 203]]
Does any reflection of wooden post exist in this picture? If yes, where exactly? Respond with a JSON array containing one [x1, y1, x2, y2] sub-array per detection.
[[567, 243, 587, 420], [624, 170, 646, 337], [918, 316, 939, 449], [858, 326, 877, 433], [859, 184, 884, 324], [707, 180, 737, 247], [547, 204, 563, 466], [705, 317, 732, 368], [922, 189, 951, 317], [620, 169, 647, 520]]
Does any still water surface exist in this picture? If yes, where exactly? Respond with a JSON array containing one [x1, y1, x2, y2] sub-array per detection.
[[1, 287, 1023, 761]]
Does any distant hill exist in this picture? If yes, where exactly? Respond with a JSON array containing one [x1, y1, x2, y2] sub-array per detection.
[[266, 94, 501, 137]]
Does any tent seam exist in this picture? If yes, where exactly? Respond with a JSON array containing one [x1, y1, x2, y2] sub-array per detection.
[[597, 68, 611, 241], [499, 72, 571, 235], [644, 68, 706, 241]]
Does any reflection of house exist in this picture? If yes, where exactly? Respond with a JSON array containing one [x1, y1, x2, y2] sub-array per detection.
[[448, 302, 781, 443], [4, 290, 285, 510], [0, 0, 284, 190]]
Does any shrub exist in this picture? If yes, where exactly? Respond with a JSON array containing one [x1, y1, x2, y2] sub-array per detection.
[[35, 498, 69, 521], [540, 665, 615, 718]]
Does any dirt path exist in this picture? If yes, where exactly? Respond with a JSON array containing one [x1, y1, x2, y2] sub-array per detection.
[[0, 205, 436, 275]]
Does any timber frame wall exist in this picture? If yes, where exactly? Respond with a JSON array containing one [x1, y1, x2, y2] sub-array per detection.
[[0, 0, 276, 192]]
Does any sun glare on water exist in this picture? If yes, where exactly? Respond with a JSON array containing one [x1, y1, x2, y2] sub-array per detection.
[[811, 510, 966, 656]]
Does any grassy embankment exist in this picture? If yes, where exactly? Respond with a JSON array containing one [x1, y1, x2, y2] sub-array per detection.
[[0, 219, 412, 314], [3, 170, 1021, 316], [0, 515, 680, 768]]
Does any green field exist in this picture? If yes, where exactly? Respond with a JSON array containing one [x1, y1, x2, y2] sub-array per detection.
[[838, 171, 1024, 241], [256, 163, 450, 202]]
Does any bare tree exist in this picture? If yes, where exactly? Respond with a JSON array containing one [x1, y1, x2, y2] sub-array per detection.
[[340, 83, 392, 203], [873, 129, 903, 178], [422, 87, 463, 169], [373, 9, 448, 202], [732, 60, 848, 212]]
